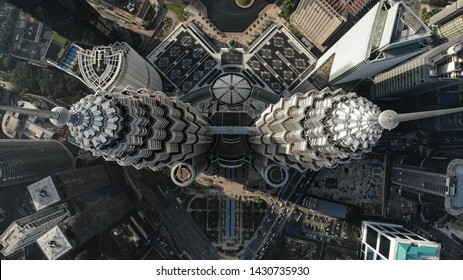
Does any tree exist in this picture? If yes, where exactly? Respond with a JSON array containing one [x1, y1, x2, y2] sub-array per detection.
[[2, 56, 17, 70]]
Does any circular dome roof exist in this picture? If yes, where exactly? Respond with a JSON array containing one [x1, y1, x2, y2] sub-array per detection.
[[263, 163, 289, 188], [212, 74, 251, 105]]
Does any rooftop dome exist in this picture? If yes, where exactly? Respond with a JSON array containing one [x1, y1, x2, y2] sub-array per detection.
[[211, 74, 251, 105]]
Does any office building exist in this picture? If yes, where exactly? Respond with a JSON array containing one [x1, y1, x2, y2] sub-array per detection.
[[0, 1, 19, 54], [391, 155, 463, 216], [371, 36, 463, 99], [27, 165, 113, 211], [438, 16, 463, 41], [0, 139, 75, 187], [59, 193, 133, 249], [360, 221, 441, 260], [86, 0, 160, 28], [429, 0, 463, 41], [249, 88, 383, 187], [290, 0, 347, 52], [1, 88, 463, 188], [0, 87, 213, 187], [305, 1, 431, 87], [78, 42, 163, 92], [36, 225, 73, 260], [0, 204, 71, 257], [44, 33, 85, 81], [425, 111, 463, 133], [7, 0, 124, 46]]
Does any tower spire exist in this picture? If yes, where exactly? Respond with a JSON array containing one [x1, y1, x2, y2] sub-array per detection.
[[0, 105, 60, 119], [378, 107, 463, 130], [0, 105, 72, 127]]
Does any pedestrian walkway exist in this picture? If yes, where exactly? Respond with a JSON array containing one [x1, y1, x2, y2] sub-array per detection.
[[164, 1, 288, 48]]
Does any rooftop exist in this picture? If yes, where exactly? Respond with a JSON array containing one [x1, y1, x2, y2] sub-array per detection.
[[27, 176, 61, 211], [211, 74, 251, 105], [308, 1, 431, 85], [148, 24, 316, 98], [36, 226, 72, 260], [147, 25, 219, 94], [396, 242, 440, 260], [247, 25, 317, 94], [429, 0, 463, 25]]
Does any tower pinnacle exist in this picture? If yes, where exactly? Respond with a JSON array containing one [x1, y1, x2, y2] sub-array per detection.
[[378, 107, 463, 130]]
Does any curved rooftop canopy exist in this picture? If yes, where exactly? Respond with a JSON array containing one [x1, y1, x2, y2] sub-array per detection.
[[212, 74, 252, 105]]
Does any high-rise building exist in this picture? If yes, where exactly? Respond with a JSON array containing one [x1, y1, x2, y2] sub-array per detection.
[[424, 111, 463, 133], [360, 221, 441, 260], [35, 193, 133, 260], [290, 0, 347, 52], [6, 0, 123, 46], [0, 139, 76, 187], [78, 42, 163, 93], [305, 1, 431, 87], [371, 36, 463, 100], [429, 0, 463, 41], [0, 87, 213, 187], [391, 155, 463, 216], [59, 193, 133, 249], [44, 33, 85, 81], [438, 17, 463, 41], [249, 89, 382, 187], [27, 165, 113, 211], [36, 225, 72, 260], [0, 203, 71, 257], [0, 1, 19, 54], [1, 88, 463, 188]]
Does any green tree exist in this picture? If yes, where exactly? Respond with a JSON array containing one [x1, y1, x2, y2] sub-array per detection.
[[1, 56, 17, 70]]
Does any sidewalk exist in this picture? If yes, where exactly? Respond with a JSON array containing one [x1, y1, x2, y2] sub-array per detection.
[[164, 1, 285, 48]]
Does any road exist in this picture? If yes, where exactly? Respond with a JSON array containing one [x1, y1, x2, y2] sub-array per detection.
[[240, 170, 316, 259], [124, 167, 219, 260]]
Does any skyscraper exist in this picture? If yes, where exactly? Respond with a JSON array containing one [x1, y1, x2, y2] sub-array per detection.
[[27, 165, 113, 211], [290, 0, 347, 52], [7, 0, 123, 46], [429, 0, 463, 41], [360, 221, 441, 260], [371, 36, 463, 100], [1, 87, 463, 188], [249, 89, 382, 187], [43, 87, 211, 187], [391, 155, 463, 216], [305, 1, 431, 87], [78, 42, 163, 93], [0, 139, 75, 187], [0, 203, 71, 257]]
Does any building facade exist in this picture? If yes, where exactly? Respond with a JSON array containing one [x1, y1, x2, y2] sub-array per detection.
[[27, 165, 113, 211], [305, 1, 431, 87], [67, 87, 212, 186], [290, 0, 346, 52], [0, 139, 76, 187], [371, 36, 463, 100], [249, 88, 383, 187], [391, 155, 463, 216], [0, 204, 71, 257], [78, 42, 163, 93], [360, 221, 441, 260], [7, 0, 124, 46]]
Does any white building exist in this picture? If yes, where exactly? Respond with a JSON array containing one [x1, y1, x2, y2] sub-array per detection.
[[290, 0, 346, 52], [27, 176, 61, 211], [371, 36, 463, 99], [78, 42, 163, 92], [0, 204, 71, 257], [306, 1, 431, 87], [36, 226, 73, 260], [360, 221, 441, 260]]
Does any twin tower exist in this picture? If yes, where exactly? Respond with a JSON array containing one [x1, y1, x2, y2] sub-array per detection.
[[4, 85, 461, 188]]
